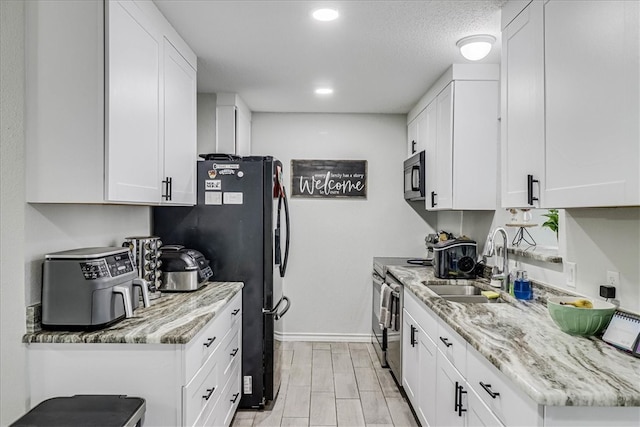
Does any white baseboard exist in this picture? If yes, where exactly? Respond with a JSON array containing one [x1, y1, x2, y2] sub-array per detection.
[[274, 331, 372, 343]]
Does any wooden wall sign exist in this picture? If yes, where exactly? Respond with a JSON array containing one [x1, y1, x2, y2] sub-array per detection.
[[291, 159, 367, 198]]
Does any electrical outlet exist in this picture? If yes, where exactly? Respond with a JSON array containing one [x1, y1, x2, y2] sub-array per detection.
[[606, 271, 620, 287], [565, 262, 577, 288]]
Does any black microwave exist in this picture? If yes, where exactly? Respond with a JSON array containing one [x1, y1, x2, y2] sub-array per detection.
[[404, 150, 425, 201]]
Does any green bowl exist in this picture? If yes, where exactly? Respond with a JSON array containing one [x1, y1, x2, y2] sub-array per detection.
[[547, 297, 616, 336]]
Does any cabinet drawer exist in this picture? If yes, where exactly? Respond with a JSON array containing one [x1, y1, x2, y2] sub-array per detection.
[[220, 325, 242, 378], [436, 318, 467, 376], [466, 345, 540, 426], [184, 292, 242, 381], [184, 351, 221, 427], [403, 289, 438, 339], [203, 359, 242, 427]]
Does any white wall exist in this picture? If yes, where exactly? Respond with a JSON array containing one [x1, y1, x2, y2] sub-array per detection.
[[25, 204, 151, 304], [0, 4, 152, 423], [1, 1, 28, 423], [454, 206, 640, 314], [252, 113, 434, 340]]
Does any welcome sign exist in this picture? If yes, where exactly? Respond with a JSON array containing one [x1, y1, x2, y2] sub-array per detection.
[[291, 159, 367, 198]]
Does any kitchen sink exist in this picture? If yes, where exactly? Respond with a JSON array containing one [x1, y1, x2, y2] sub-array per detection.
[[425, 284, 505, 303], [426, 284, 483, 296], [443, 295, 506, 304]]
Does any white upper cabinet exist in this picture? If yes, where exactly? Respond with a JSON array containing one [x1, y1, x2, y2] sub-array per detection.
[[500, 0, 545, 208], [407, 117, 419, 157], [410, 65, 499, 211], [26, 0, 197, 205], [106, 0, 163, 203], [543, 0, 639, 207], [216, 93, 252, 156], [162, 39, 197, 205], [501, 0, 639, 208]]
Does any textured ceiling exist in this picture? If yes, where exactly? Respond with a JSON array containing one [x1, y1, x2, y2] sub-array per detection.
[[154, 0, 505, 114]]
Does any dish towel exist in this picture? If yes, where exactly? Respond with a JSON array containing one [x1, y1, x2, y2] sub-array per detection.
[[389, 283, 402, 332], [379, 283, 392, 329]]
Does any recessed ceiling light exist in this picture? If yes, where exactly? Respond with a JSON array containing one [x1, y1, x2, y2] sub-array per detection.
[[456, 35, 496, 61], [312, 8, 339, 22], [315, 88, 334, 95]]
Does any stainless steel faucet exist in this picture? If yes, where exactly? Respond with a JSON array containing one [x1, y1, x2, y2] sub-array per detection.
[[489, 227, 510, 292]]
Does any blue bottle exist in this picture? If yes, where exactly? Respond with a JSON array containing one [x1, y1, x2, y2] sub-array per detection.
[[514, 270, 533, 300]]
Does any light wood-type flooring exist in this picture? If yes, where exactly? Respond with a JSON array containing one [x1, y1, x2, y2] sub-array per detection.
[[230, 341, 419, 427]]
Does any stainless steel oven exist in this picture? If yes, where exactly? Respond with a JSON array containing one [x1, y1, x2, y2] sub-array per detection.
[[372, 269, 403, 383], [371, 271, 388, 367], [384, 273, 403, 383]]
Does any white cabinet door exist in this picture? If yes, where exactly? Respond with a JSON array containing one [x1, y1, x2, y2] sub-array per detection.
[[408, 117, 419, 157], [467, 387, 504, 427], [543, 0, 640, 207], [402, 309, 420, 406], [105, 0, 162, 203], [424, 100, 438, 209], [436, 351, 467, 427], [162, 38, 197, 205], [500, 0, 545, 209], [432, 83, 454, 210], [417, 332, 437, 427]]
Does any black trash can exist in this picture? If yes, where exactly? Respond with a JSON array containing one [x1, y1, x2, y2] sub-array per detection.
[[11, 395, 145, 427]]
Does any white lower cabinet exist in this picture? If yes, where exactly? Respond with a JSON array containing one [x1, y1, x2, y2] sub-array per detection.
[[28, 292, 242, 427], [402, 289, 640, 426]]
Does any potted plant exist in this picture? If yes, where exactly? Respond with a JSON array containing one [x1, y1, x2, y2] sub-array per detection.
[[541, 209, 559, 238]]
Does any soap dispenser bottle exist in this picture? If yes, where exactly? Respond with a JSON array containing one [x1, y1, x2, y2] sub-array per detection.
[[514, 270, 532, 300]]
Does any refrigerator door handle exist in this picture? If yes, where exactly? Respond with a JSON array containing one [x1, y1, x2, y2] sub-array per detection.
[[262, 296, 284, 316], [278, 187, 290, 278], [274, 296, 291, 321]]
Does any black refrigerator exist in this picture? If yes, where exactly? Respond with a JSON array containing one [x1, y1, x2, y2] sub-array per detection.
[[152, 154, 291, 409]]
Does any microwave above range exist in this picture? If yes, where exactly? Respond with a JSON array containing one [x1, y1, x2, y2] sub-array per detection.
[[404, 150, 425, 201]]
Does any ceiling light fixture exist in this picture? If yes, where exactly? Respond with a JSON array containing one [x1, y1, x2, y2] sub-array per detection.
[[312, 8, 339, 22], [315, 88, 334, 95], [456, 35, 496, 61]]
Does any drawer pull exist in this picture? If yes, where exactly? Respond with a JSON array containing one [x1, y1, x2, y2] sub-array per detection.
[[203, 337, 217, 348], [439, 336, 453, 347], [230, 393, 240, 403], [480, 382, 500, 399], [455, 382, 467, 417], [232, 309, 240, 316], [410, 325, 418, 347], [230, 348, 239, 357], [202, 387, 215, 400]]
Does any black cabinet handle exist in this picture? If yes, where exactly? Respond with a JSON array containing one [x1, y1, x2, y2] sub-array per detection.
[[230, 393, 240, 403], [439, 336, 452, 347], [411, 140, 417, 154], [230, 348, 239, 357], [410, 325, 417, 347], [480, 382, 500, 399], [431, 191, 437, 208], [456, 382, 467, 417], [203, 337, 216, 348], [527, 174, 539, 206], [202, 387, 215, 400], [232, 309, 240, 316], [162, 177, 173, 201]]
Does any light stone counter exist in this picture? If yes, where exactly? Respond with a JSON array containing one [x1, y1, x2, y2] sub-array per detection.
[[387, 265, 640, 407], [23, 281, 243, 345]]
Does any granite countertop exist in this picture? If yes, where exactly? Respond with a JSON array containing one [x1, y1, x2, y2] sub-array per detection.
[[386, 265, 640, 407], [23, 281, 243, 345]]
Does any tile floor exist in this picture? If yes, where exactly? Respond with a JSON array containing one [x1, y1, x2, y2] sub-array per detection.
[[230, 341, 419, 427]]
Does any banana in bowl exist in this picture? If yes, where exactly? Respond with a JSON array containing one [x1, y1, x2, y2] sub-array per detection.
[[547, 296, 616, 336]]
